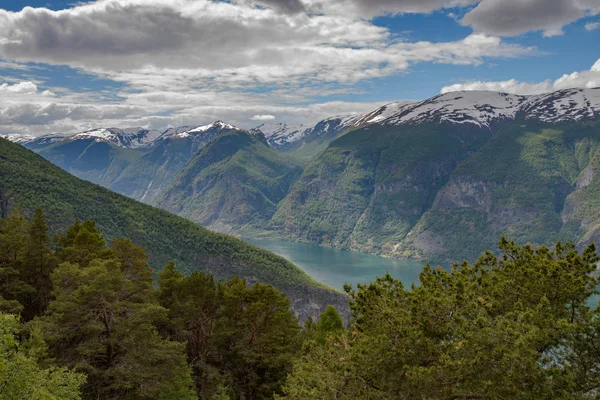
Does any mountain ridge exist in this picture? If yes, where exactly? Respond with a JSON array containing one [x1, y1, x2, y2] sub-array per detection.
[[5, 87, 600, 264]]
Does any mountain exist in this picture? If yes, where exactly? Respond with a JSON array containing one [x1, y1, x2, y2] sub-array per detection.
[[0, 133, 36, 144], [69, 127, 162, 148], [0, 137, 346, 320], [253, 114, 364, 157], [269, 88, 600, 262], [9, 88, 600, 264], [252, 123, 308, 150], [156, 129, 303, 233], [25, 121, 241, 202], [108, 121, 242, 201]]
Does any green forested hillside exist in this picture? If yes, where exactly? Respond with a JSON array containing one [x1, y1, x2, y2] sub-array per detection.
[[0, 138, 345, 319], [407, 121, 600, 261], [157, 130, 304, 232], [269, 120, 600, 263], [270, 122, 492, 258], [36, 138, 146, 198]]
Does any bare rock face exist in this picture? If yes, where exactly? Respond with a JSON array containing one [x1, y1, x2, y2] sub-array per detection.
[[432, 179, 492, 213], [577, 164, 595, 189]]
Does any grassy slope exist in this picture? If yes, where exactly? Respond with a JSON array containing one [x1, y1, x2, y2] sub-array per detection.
[[0, 138, 332, 296], [157, 130, 303, 231]]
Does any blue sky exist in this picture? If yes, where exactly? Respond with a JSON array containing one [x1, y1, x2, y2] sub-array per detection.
[[0, 0, 599, 135]]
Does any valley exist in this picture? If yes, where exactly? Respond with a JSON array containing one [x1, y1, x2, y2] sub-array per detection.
[[4, 87, 600, 266]]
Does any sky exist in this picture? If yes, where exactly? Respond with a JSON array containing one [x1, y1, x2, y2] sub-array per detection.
[[0, 0, 599, 136]]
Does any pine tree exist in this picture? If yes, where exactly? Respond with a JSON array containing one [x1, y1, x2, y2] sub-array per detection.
[[0, 314, 85, 399], [314, 305, 344, 344], [44, 220, 197, 400], [0, 208, 32, 315], [21, 208, 55, 320]]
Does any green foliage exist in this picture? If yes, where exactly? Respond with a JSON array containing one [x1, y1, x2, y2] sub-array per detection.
[[157, 130, 303, 232], [158, 264, 303, 399], [1, 211, 309, 400], [43, 230, 197, 400], [0, 314, 85, 400], [314, 305, 344, 344], [281, 239, 600, 399], [0, 137, 333, 296]]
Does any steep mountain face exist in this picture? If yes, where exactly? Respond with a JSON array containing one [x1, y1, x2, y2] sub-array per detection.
[[27, 121, 241, 201], [270, 122, 492, 256], [269, 88, 600, 262], [0, 137, 346, 320], [156, 130, 303, 233], [406, 120, 600, 261], [108, 121, 241, 201]]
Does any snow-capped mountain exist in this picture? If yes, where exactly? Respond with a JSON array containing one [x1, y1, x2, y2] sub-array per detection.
[[70, 127, 162, 148], [371, 88, 600, 129], [1, 134, 37, 144], [253, 115, 364, 150], [158, 121, 238, 141], [253, 123, 308, 148]]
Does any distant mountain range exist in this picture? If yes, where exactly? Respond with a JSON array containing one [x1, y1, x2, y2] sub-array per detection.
[[4, 87, 600, 263]]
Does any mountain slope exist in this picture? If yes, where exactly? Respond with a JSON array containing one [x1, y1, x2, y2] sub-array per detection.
[[156, 130, 304, 232], [269, 88, 600, 262], [0, 138, 345, 319], [405, 120, 600, 261], [30, 121, 241, 202], [270, 122, 492, 255]]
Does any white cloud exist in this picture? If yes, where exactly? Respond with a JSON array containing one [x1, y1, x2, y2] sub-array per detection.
[[0, 81, 38, 94], [441, 79, 552, 95], [441, 58, 600, 95], [251, 114, 277, 121], [585, 21, 600, 30], [302, 0, 478, 19], [461, 0, 600, 37], [0, 1, 542, 137], [0, 0, 534, 89]]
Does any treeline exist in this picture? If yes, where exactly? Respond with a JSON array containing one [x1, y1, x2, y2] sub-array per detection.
[[0, 208, 334, 399], [2, 208, 600, 399]]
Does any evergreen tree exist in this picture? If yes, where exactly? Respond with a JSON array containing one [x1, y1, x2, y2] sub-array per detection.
[[216, 278, 301, 400], [21, 208, 55, 320], [158, 266, 223, 397], [314, 305, 344, 344], [0, 314, 85, 399], [0, 208, 32, 314], [44, 219, 196, 400], [54, 220, 112, 267], [281, 240, 600, 399]]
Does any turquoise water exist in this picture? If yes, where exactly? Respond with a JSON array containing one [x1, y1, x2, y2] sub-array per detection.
[[244, 238, 427, 290], [245, 238, 600, 307]]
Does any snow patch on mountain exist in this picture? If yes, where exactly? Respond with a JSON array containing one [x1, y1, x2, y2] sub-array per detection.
[[160, 121, 239, 139], [254, 123, 308, 148], [71, 127, 162, 148], [1, 134, 37, 144], [377, 88, 600, 128]]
